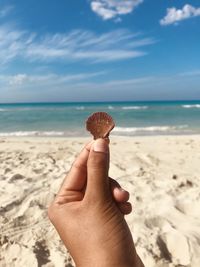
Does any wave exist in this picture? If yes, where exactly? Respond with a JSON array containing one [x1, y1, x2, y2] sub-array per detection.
[[108, 105, 114, 110], [76, 106, 85, 110], [182, 104, 200, 109], [122, 106, 148, 110], [113, 125, 188, 133], [0, 107, 76, 112], [0, 131, 65, 137], [0, 108, 41, 112]]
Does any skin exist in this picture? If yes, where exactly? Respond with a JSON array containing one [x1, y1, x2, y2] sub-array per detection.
[[48, 139, 144, 267]]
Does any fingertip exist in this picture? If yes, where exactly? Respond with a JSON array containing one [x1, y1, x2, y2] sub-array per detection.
[[93, 138, 109, 154], [104, 137, 110, 144], [85, 140, 95, 152], [113, 187, 130, 203], [118, 202, 132, 215]]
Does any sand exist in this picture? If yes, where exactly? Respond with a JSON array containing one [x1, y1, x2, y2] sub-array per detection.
[[0, 135, 200, 267]]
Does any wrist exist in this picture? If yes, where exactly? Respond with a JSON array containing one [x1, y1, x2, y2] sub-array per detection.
[[75, 248, 138, 267], [74, 225, 140, 267]]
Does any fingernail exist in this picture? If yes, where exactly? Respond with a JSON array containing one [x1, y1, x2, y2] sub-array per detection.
[[93, 139, 109, 153], [117, 187, 127, 193], [119, 188, 126, 192]]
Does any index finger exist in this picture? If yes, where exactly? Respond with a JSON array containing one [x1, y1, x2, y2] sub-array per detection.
[[57, 141, 93, 195]]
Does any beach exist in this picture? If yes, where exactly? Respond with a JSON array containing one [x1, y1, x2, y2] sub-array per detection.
[[1, 0, 200, 265], [1, 135, 200, 267]]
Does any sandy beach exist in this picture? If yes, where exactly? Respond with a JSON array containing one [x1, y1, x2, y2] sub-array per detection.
[[0, 135, 200, 267]]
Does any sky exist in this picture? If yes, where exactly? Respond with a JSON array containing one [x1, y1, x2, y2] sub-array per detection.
[[0, 0, 200, 103]]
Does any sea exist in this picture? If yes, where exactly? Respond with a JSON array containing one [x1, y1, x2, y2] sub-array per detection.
[[0, 101, 200, 137]]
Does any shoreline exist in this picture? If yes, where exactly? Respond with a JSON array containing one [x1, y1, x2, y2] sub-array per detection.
[[0, 132, 200, 139], [0, 133, 200, 141]]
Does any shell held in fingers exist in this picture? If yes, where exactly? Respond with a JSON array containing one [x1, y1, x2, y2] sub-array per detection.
[[86, 112, 115, 139]]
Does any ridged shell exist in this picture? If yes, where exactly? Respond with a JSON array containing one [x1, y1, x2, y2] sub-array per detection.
[[86, 112, 115, 139]]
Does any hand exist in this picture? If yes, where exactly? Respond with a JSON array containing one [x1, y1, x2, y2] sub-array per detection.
[[48, 139, 144, 267]]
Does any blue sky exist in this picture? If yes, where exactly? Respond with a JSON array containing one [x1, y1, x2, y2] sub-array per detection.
[[0, 0, 200, 103]]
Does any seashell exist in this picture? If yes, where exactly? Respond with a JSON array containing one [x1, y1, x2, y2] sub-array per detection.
[[86, 112, 115, 139]]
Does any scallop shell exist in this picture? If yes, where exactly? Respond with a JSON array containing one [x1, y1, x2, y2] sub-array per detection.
[[86, 112, 115, 139]]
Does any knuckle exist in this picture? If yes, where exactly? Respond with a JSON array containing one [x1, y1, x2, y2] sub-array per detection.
[[72, 160, 86, 172], [110, 177, 120, 187]]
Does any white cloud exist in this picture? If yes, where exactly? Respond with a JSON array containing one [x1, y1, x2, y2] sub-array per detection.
[[9, 74, 28, 85], [0, 25, 154, 64], [160, 4, 200, 25], [90, 0, 143, 20]]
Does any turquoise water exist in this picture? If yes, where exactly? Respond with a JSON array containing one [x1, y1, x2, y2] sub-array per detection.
[[0, 101, 200, 136]]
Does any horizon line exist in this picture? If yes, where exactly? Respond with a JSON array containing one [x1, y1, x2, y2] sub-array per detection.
[[1, 99, 200, 105]]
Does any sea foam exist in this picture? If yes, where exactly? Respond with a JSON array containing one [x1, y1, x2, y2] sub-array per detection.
[[76, 106, 85, 110], [122, 106, 148, 110], [113, 125, 188, 134], [0, 131, 65, 137], [182, 104, 200, 108]]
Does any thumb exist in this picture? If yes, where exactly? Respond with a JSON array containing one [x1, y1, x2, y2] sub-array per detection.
[[85, 138, 110, 201]]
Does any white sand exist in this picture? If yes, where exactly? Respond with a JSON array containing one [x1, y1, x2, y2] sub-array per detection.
[[0, 135, 200, 267]]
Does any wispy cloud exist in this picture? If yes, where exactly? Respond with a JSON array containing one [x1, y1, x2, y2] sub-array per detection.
[[178, 70, 200, 77], [160, 4, 200, 26], [25, 29, 153, 63], [90, 0, 143, 20], [0, 25, 155, 64], [103, 76, 155, 86], [0, 5, 14, 18], [0, 24, 30, 64], [0, 71, 106, 87], [1, 73, 200, 102]]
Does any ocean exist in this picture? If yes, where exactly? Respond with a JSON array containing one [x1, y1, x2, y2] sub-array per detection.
[[0, 101, 200, 137]]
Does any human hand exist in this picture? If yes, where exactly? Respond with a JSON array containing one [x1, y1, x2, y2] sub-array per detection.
[[48, 139, 144, 267]]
